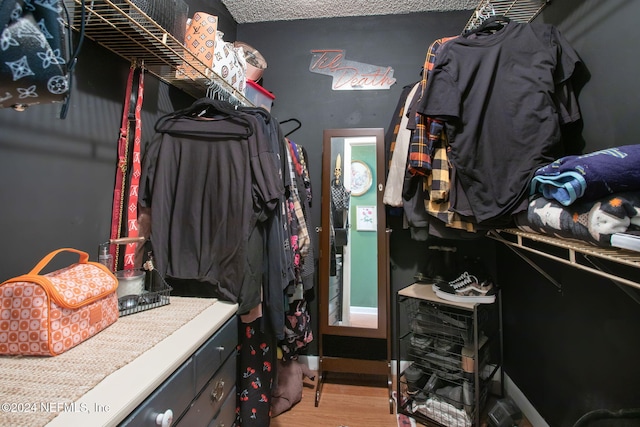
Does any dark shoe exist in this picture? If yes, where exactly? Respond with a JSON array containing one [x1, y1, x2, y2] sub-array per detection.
[[403, 364, 427, 395], [418, 302, 468, 329], [422, 246, 458, 290], [410, 333, 433, 349]]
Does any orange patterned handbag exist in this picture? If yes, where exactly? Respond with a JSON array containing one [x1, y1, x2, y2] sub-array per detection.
[[0, 248, 119, 356]]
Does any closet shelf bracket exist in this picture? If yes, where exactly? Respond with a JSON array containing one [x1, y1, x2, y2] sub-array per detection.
[[582, 256, 640, 306], [488, 229, 640, 292], [488, 230, 562, 292]]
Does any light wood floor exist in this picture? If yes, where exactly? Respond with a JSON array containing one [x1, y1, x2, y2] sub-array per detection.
[[270, 372, 397, 427], [269, 372, 534, 427]]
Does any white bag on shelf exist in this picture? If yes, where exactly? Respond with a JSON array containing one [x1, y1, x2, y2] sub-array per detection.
[[211, 31, 247, 95]]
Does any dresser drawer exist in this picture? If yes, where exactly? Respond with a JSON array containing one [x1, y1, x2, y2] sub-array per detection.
[[194, 315, 238, 391], [119, 358, 194, 426], [209, 386, 237, 427], [178, 352, 236, 426], [119, 315, 238, 427]]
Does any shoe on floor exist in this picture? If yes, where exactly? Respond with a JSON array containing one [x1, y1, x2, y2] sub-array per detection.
[[435, 270, 497, 304]]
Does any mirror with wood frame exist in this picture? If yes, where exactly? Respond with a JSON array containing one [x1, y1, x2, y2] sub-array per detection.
[[316, 128, 392, 413]]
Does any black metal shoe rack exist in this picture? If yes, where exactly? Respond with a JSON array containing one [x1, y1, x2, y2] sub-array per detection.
[[396, 283, 504, 427]]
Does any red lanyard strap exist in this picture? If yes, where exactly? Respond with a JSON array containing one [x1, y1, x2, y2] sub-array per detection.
[[109, 65, 144, 271], [123, 68, 145, 269]]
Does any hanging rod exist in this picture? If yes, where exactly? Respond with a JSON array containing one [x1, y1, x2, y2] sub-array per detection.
[[205, 80, 245, 107]]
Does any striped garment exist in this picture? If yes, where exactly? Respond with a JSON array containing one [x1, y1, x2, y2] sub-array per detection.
[[407, 36, 457, 176]]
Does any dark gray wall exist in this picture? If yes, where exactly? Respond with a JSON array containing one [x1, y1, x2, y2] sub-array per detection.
[[237, 2, 640, 427], [498, 1, 640, 426], [0, 0, 237, 274], [2, 1, 639, 426], [236, 7, 472, 354], [237, 11, 471, 232]]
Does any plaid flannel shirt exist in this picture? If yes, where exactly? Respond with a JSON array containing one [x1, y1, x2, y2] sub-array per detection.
[[425, 132, 476, 232], [408, 36, 457, 176], [411, 36, 476, 231]]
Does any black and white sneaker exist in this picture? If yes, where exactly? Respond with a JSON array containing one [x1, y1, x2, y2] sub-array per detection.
[[430, 278, 448, 292], [435, 271, 497, 304]]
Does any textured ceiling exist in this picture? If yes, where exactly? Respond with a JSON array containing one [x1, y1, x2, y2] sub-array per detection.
[[221, 0, 478, 23]]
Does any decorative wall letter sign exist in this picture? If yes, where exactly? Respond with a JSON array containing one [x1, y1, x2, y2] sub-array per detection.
[[309, 49, 396, 90]]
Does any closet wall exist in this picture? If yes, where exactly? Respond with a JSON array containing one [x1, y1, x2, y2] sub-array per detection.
[[236, 9, 473, 357], [0, 0, 237, 277], [237, 1, 640, 426], [1, 1, 638, 425], [497, 1, 640, 426]]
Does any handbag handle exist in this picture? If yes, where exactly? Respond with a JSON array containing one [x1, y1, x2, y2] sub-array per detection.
[[28, 248, 90, 275]]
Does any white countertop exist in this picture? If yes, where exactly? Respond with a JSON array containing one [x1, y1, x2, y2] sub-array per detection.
[[0, 297, 237, 427], [47, 299, 237, 427]]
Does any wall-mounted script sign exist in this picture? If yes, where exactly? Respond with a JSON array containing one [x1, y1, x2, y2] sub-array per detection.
[[309, 49, 396, 90]]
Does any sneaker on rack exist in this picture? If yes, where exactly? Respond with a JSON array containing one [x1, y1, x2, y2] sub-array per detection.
[[418, 302, 469, 329], [430, 277, 448, 292], [435, 263, 497, 304]]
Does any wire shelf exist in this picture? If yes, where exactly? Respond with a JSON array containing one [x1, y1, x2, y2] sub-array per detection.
[[464, 0, 549, 32], [489, 229, 640, 291], [65, 0, 251, 105]]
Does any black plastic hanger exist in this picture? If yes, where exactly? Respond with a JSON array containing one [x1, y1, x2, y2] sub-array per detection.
[[240, 104, 272, 123], [280, 118, 302, 137], [154, 98, 253, 137], [463, 15, 510, 37]]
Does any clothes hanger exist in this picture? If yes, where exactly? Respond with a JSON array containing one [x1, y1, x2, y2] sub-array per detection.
[[463, 14, 510, 37], [280, 118, 302, 137], [239, 104, 273, 123], [154, 97, 253, 137]]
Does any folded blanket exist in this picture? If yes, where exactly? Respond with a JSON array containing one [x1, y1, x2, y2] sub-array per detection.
[[530, 145, 640, 206], [515, 192, 640, 246]]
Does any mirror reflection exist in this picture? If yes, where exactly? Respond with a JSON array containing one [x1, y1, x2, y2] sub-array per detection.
[[328, 135, 378, 329]]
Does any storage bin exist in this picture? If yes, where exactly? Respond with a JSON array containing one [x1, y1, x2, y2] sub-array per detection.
[[245, 80, 275, 111], [117, 268, 172, 317]]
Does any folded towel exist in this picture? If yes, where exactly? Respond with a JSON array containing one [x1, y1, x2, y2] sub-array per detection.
[[529, 171, 586, 206], [531, 145, 640, 205], [516, 192, 640, 246]]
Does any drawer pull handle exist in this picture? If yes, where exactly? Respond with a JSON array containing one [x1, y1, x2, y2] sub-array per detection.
[[216, 346, 225, 352], [211, 380, 225, 402], [155, 409, 173, 427]]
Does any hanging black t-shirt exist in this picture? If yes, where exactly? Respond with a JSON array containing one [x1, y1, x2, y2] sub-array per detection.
[[139, 112, 283, 308], [419, 21, 582, 224]]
